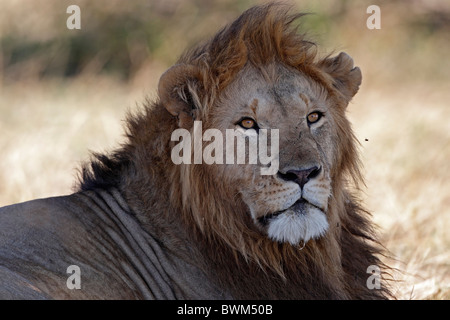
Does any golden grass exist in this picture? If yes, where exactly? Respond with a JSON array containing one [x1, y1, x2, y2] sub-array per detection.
[[350, 82, 450, 299], [0, 76, 152, 204]]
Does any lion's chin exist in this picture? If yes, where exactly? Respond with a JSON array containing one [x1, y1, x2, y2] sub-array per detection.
[[263, 200, 329, 245]]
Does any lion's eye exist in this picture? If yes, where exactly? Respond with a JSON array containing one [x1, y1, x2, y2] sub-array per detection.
[[239, 118, 257, 129], [307, 111, 322, 124]]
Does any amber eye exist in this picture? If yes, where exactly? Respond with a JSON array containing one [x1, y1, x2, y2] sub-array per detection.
[[239, 118, 257, 129], [307, 111, 322, 124]]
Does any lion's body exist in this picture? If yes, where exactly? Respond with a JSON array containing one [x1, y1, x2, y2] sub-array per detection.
[[0, 4, 392, 299], [0, 186, 384, 300], [0, 189, 228, 299]]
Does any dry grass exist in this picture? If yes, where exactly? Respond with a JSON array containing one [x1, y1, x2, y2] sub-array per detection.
[[1, 0, 449, 299], [0, 75, 158, 204], [350, 82, 450, 299]]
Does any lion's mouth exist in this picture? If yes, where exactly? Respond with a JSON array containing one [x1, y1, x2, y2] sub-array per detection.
[[258, 198, 313, 226]]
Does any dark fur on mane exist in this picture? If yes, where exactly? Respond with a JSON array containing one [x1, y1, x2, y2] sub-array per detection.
[[78, 152, 126, 192], [77, 3, 394, 299]]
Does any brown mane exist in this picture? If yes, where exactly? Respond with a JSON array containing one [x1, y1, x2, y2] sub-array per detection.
[[79, 3, 393, 299]]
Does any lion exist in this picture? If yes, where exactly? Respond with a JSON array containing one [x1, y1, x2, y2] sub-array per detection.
[[0, 4, 392, 299]]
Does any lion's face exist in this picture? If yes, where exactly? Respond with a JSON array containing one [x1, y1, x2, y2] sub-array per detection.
[[209, 63, 337, 245], [160, 41, 361, 248]]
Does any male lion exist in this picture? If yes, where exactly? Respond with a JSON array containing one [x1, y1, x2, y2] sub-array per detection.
[[0, 4, 392, 299]]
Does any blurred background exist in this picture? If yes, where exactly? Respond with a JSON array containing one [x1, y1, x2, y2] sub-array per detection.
[[0, 0, 449, 299]]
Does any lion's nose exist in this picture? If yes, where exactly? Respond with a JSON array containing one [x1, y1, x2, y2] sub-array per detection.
[[278, 166, 321, 188]]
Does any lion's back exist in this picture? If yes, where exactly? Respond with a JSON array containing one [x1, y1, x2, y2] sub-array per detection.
[[0, 194, 148, 299], [0, 190, 223, 299]]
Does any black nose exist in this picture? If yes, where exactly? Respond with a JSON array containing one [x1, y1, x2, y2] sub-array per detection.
[[278, 166, 321, 188]]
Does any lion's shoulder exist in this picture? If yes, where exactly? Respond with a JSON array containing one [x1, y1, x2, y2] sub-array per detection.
[[0, 190, 225, 299], [0, 196, 75, 240], [0, 194, 122, 297]]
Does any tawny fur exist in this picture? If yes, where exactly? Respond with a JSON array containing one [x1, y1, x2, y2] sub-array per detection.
[[79, 3, 393, 299]]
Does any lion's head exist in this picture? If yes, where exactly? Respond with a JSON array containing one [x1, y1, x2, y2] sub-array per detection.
[[158, 5, 361, 247], [81, 4, 391, 299]]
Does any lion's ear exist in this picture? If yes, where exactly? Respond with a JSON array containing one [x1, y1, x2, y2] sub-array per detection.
[[158, 64, 203, 128], [318, 52, 362, 102]]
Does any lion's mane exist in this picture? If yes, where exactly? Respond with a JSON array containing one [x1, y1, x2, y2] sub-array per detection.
[[79, 4, 393, 299]]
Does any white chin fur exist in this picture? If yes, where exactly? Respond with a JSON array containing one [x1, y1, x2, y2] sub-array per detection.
[[266, 207, 329, 245]]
